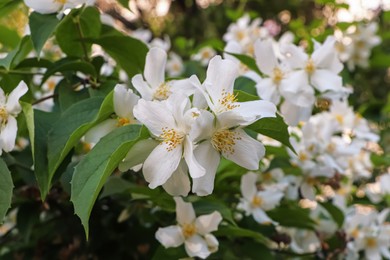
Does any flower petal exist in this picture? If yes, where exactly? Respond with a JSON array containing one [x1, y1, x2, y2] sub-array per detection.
[[163, 161, 191, 196], [114, 84, 139, 119], [310, 69, 343, 93], [183, 136, 205, 179], [195, 211, 222, 235], [222, 129, 265, 170], [143, 143, 182, 189], [24, 0, 62, 14], [6, 81, 28, 115], [192, 142, 221, 196], [184, 234, 211, 259], [255, 78, 280, 104], [283, 44, 308, 70], [254, 39, 278, 76], [174, 197, 196, 225], [144, 47, 167, 89], [0, 116, 17, 152], [84, 119, 117, 144], [189, 110, 215, 143], [240, 172, 258, 201], [155, 225, 185, 248], [131, 74, 153, 101], [252, 208, 275, 224]]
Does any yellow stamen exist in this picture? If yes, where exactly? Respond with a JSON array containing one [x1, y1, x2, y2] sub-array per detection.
[[217, 90, 240, 113], [182, 223, 197, 238], [54, 0, 67, 4], [0, 107, 8, 125], [366, 237, 377, 248], [153, 83, 171, 101], [211, 129, 241, 154], [159, 127, 184, 152], [350, 228, 359, 239], [272, 67, 284, 84], [252, 196, 263, 207], [305, 58, 316, 74], [335, 114, 344, 124], [298, 152, 308, 161], [117, 117, 130, 127]]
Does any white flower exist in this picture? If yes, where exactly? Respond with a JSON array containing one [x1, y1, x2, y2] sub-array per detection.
[[166, 52, 184, 77], [278, 226, 321, 254], [24, 0, 94, 14], [133, 94, 205, 195], [132, 47, 194, 101], [85, 84, 139, 143], [365, 173, 390, 203], [0, 81, 28, 155], [237, 172, 284, 224], [191, 47, 216, 66], [155, 197, 222, 259]]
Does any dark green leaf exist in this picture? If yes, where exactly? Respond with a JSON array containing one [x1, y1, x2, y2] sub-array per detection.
[[225, 52, 261, 74], [0, 157, 13, 222], [0, 36, 33, 70], [193, 199, 236, 225], [29, 12, 60, 55], [267, 204, 317, 230], [215, 226, 271, 245], [319, 202, 344, 228], [71, 125, 149, 238]]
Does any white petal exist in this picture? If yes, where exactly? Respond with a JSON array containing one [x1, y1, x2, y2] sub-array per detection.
[[255, 78, 280, 104], [233, 99, 277, 124], [192, 142, 221, 196], [163, 161, 191, 196], [252, 208, 275, 224], [118, 139, 159, 172], [85, 119, 117, 144], [204, 234, 219, 253], [183, 136, 205, 179], [222, 129, 265, 170], [300, 182, 316, 200], [189, 110, 214, 142], [240, 172, 258, 202], [174, 197, 196, 225], [144, 47, 167, 89], [0, 116, 17, 152], [312, 36, 343, 73], [195, 211, 222, 235], [204, 56, 239, 102], [280, 101, 313, 126], [133, 99, 176, 137], [6, 81, 28, 115], [365, 248, 381, 260], [254, 39, 278, 76], [143, 143, 182, 189], [114, 84, 139, 119], [170, 77, 197, 97], [283, 44, 308, 69], [131, 74, 153, 101], [310, 70, 343, 93], [24, 0, 62, 14], [155, 226, 185, 248], [184, 234, 211, 259]]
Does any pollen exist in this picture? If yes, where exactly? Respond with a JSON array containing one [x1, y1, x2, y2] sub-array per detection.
[[251, 195, 263, 207], [54, 0, 67, 3], [298, 152, 308, 161], [211, 129, 241, 154], [182, 223, 197, 238], [0, 107, 8, 125], [153, 83, 171, 101], [272, 67, 284, 84], [117, 117, 130, 127], [159, 127, 184, 152], [217, 90, 240, 113], [365, 237, 377, 248], [335, 114, 344, 124], [305, 58, 316, 74]]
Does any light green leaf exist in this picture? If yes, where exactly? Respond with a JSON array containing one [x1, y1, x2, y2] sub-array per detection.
[[0, 157, 13, 222], [21, 102, 34, 159], [47, 92, 114, 198], [0, 36, 33, 70], [0, 24, 20, 49], [29, 12, 60, 56], [71, 125, 149, 238]]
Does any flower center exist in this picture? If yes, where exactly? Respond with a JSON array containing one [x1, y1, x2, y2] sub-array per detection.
[[182, 223, 197, 239], [335, 114, 344, 124], [366, 237, 377, 248], [0, 107, 8, 125], [159, 127, 184, 152], [251, 195, 263, 207], [211, 129, 241, 154], [298, 152, 308, 161], [272, 67, 284, 84], [216, 90, 240, 113], [153, 83, 171, 101], [54, 0, 67, 4], [236, 31, 246, 41], [305, 58, 316, 75], [350, 228, 360, 239], [117, 117, 131, 127]]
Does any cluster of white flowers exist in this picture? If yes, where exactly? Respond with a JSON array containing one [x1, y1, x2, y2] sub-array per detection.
[[334, 22, 381, 71], [24, 0, 95, 15]]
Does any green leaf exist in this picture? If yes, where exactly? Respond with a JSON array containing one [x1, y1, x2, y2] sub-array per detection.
[[248, 114, 295, 153], [235, 89, 259, 102], [71, 125, 149, 238], [225, 52, 261, 74], [47, 92, 114, 194], [0, 36, 33, 70], [29, 12, 60, 55], [267, 204, 317, 230], [0, 157, 13, 222], [92, 34, 148, 78], [234, 76, 257, 96], [152, 246, 187, 260], [21, 102, 35, 159], [319, 202, 345, 228], [0, 24, 20, 49], [215, 226, 271, 245], [192, 199, 236, 225], [41, 58, 97, 84], [55, 6, 101, 57]]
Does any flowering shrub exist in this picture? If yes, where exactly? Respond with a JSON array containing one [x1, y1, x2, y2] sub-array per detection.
[[0, 0, 389, 259]]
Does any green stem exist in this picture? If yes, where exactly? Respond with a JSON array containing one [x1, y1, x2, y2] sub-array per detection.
[[0, 69, 45, 76], [74, 16, 90, 62]]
